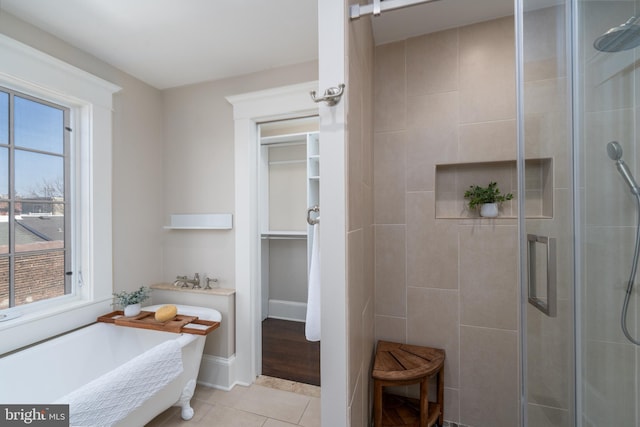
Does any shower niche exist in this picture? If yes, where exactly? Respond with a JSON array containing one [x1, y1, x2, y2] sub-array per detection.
[[435, 157, 553, 219]]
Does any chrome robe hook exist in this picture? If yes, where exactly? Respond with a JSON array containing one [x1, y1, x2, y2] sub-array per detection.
[[310, 84, 345, 106]]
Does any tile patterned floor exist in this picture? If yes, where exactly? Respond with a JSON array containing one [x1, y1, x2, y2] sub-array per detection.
[[146, 376, 321, 427]]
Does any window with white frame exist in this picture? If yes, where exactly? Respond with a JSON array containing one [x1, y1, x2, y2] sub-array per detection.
[[0, 33, 120, 354], [0, 87, 72, 309]]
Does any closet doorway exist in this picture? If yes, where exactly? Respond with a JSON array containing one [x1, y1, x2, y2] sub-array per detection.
[[258, 116, 320, 386]]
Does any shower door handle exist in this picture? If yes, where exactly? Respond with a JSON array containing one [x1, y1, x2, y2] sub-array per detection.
[[527, 234, 557, 317]]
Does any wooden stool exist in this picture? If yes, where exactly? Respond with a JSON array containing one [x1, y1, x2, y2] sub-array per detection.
[[372, 341, 445, 427]]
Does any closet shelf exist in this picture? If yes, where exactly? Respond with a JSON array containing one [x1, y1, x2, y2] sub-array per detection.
[[261, 132, 308, 145], [269, 159, 306, 166], [261, 230, 307, 239]]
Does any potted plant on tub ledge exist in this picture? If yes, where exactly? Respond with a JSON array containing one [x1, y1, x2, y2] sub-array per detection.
[[464, 181, 514, 218], [113, 286, 151, 317]]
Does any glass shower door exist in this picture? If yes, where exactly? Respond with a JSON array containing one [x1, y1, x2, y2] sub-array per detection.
[[578, 1, 640, 425], [521, 0, 640, 425], [519, 1, 574, 426]]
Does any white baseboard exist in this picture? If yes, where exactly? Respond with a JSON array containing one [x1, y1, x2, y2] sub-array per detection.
[[197, 354, 237, 390], [268, 299, 307, 322]]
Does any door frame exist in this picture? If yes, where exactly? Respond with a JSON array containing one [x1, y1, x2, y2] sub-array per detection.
[[317, 0, 349, 425], [228, 81, 319, 385], [229, 3, 349, 425]]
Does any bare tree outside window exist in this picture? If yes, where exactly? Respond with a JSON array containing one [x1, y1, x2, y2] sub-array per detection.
[[27, 177, 64, 199]]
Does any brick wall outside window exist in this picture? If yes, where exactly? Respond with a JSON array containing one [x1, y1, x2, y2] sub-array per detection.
[[0, 251, 65, 308]]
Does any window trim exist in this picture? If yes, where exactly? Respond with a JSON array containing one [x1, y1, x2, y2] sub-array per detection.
[[0, 34, 121, 355]]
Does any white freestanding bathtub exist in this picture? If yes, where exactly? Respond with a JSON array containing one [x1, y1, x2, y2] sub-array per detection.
[[0, 304, 221, 427]]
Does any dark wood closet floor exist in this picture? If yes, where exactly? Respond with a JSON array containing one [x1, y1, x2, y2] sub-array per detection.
[[262, 318, 320, 386]]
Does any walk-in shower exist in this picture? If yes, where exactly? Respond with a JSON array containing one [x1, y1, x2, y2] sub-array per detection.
[[606, 142, 640, 346]]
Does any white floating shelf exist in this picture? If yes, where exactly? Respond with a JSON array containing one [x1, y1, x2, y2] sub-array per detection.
[[164, 214, 233, 230]]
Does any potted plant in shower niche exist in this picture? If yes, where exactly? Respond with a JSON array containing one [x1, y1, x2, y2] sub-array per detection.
[[113, 286, 151, 317], [463, 181, 514, 218]]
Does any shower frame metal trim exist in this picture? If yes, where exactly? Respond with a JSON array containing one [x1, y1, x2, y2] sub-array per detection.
[[349, 0, 441, 19]]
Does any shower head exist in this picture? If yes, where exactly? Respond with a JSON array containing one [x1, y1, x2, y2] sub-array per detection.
[[594, 16, 640, 52], [607, 141, 624, 161], [607, 141, 640, 194]]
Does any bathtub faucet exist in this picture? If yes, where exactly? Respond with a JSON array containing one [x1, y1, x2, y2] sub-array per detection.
[[204, 276, 218, 289], [172, 275, 187, 287], [173, 273, 200, 289], [189, 273, 201, 289]]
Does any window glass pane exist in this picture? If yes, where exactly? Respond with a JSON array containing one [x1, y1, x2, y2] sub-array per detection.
[[15, 150, 64, 200], [0, 91, 7, 145], [0, 147, 6, 199], [0, 202, 7, 254], [1, 89, 71, 312], [0, 257, 7, 309], [14, 251, 65, 306], [16, 205, 64, 253], [14, 96, 64, 154]]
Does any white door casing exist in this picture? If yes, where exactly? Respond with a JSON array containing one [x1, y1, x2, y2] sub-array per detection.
[[317, 0, 349, 426], [228, 81, 318, 386], [228, 1, 349, 425]]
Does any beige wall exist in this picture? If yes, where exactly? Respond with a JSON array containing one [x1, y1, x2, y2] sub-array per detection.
[[161, 61, 318, 289], [346, 7, 376, 427], [0, 11, 166, 292], [373, 16, 519, 427]]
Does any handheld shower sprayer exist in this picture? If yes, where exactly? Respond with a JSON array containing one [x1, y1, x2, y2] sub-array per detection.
[[606, 141, 640, 345], [607, 141, 640, 194]]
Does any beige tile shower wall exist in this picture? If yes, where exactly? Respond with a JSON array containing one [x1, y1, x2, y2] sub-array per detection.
[[347, 5, 376, 427], [373, 16, 520, 427]]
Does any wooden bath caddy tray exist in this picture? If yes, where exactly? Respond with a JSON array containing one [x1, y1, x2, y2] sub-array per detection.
[[97, 311, 220, 336]]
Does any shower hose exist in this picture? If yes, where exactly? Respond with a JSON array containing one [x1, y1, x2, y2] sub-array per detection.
[[623, 193, 640, 345]]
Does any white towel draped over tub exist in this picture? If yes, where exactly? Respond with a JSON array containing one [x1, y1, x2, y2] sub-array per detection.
[[56, 338, 183, 427], [306, 222, 321, 341]]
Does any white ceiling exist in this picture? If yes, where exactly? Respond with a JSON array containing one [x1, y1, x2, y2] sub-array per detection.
[[0, 0, 535, 90], [0, 0, 319, 89]]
